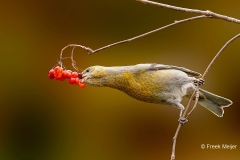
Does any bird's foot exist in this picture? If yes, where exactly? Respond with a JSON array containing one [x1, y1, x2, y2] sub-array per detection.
[[178, 117, 188, 126], [194, 78, 204, 86]]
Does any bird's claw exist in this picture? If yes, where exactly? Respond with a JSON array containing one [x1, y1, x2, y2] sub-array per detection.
[[178, 117, 188, 126], [194, 78, 204, 86]]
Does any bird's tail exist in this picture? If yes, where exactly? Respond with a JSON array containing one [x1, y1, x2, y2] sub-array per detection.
[[197, 88, 232, 117]]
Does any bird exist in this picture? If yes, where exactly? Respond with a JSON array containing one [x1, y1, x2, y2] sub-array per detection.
[[81, 63, 232, 123]]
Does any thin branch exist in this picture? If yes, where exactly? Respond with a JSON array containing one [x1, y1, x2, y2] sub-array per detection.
[[59, 15, 207, 62], [185, 90, 198, 119], [71, 46, 80, 71], [171, 33, 240, 160], [171, 123, 181, 160], [184, 33, 240, 119], [90, 15, 206, 54], [171, 87, 199, 160], [202, 33, 240, 78], [184, 90, 200, 118], [186, 33, 240, 117], [137, 0, 240, 24]]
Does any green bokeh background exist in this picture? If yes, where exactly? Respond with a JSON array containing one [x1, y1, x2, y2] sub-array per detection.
[[0, 0, 239, 160]]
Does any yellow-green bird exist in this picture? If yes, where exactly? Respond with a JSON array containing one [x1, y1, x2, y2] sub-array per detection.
[[81, 63, 232, 120]]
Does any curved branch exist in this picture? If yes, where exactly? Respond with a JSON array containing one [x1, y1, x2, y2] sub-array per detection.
[[91, 15, 207, 54], [60, 15, 207, 60], [137, 0, 240, 24]]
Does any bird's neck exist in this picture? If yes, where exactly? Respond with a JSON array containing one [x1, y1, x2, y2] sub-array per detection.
[[103, 66, 135, 91]]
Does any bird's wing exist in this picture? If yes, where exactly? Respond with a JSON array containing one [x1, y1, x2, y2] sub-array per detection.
[[149, 63, 202, 77]]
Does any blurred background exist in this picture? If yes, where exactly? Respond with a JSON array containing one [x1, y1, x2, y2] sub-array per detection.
[[0, 0, 239, 160]]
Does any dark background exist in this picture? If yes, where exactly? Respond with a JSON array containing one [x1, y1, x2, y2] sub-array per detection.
[[0, 0, 239, 160]]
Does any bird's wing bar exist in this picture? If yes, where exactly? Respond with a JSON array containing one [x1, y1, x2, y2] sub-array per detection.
[[149, 63, 202, 77]]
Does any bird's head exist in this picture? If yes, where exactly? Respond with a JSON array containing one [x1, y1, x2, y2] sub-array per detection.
[[81, 66, 110, 86]]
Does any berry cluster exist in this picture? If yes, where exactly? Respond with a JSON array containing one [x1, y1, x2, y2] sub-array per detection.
[[48, 66, 86, 88]]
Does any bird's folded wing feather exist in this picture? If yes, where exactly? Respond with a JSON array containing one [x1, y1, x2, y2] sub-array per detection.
[[149, 63, 202, 77]]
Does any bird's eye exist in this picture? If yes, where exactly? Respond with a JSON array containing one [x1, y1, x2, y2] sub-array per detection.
[[86, 68, 90, 72]]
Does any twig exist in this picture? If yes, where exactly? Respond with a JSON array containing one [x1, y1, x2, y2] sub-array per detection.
[[202, 33, 240, 78], [137, 0, 240, 24], [88, 15, 206, 54], [171, 123, 181, 160], [59, 15, 207, 63], [170, 90, 199, 159], [171, 89, 199, 160], [170, 33, 240, 160], [70, 46, 79, 71], [185, 33, 240, 118]]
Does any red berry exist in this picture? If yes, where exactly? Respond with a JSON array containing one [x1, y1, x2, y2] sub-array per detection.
[[54, 66, 60, 71], [54, 66, 60, 74], [49, 69, 55, 75], [69, 78, 76, 84], [75, 78, 80, 84], [62, 71, 67, 78], [71, 72, 78, 78], [66, 70, 72, 74], [78, 82, 86, 88], [62, 70, 71, 79], [54, 66, 63, 78], [48, 73, 55, 79], [48, 69, 55, 79]]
